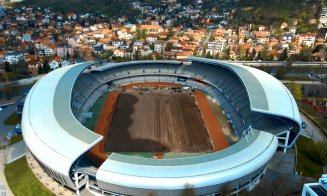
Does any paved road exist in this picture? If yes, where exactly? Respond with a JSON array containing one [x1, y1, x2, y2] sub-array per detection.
[[233, 61, 327, 67], [300, 113, 326, 142], [0, 76, 40, 88], [281, 80, 324, 85], [0, 105, 17, 146], [197, 29, 213, 56]]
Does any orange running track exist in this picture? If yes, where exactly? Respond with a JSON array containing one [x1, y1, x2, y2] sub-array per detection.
[[88, 92, 120, 167], [193, 90, 229, 151]]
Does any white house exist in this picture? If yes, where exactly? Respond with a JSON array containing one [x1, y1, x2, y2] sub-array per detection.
[[49, 59, 61, 69], [146, 34, 158, 43], [154, 40, 166, 53], [5, 52, 24, 64], [206, 40, 226, 56], [298, 33, 316, 47]]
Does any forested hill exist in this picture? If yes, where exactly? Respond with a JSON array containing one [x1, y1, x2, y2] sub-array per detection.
[[12, 0, 139, 19], [235, 0, 326, 28]]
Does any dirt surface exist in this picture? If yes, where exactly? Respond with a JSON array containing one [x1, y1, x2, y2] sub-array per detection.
[[88, 92, 119, 166], [194, 90, 229, 151], [207, 97, 237, 144], [104, 92, 213, 152]]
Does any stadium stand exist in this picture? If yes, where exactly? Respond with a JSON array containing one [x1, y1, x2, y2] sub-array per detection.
[[22, 58, 302, 195]]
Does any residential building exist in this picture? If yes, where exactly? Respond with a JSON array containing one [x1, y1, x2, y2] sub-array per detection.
[[206, 40, 226, 56], [57, 46, 74, 58], [154, 40, 167, 53], [140, 25, 164, 34], [298, 33, 316, 47], [146, 34, 158, 43], [5, 52, 24, 64], [22, 32, 32, 42]]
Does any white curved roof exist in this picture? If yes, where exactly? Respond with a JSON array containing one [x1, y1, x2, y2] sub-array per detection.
[[22, 60, 286, 190], [22, 63, 102, 175], [97, 130, 277, 189], [188, 57, 301, 125]]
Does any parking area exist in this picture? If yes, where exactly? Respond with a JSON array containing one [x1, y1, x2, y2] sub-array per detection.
[[0, 104, 18, 147]]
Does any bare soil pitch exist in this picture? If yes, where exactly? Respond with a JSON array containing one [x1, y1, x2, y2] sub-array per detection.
[[104, 92, 213, 152]]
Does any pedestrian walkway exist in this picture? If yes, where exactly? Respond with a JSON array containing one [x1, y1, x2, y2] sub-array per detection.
[[300, 113, 326, 142], [0, 149, 14, 196]]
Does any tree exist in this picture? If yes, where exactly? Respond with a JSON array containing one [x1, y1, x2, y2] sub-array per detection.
[[205, 52, 213, 59], [299, 48, 312, 62], [182, 183, 196, 196], [167, 28, 173, 38], [165, 42, 173, 51], [135, 28, 147, 40], [276, 66, 286, 79], [4, 62, 11, 72], [66, 51, 71, 60], [149, 43, 154, 51], [223, 48, 230, 60], [1, 84, 15, 99], [256, 51, 262, 61], [279, 48, 288, 61], [43, 61, 51, 73], [287, 81, 303, 101], [100, 50, 113, 60], [251, 49, 256, 61], [134, 49, 140, 60], [37, 65, 44, 75]]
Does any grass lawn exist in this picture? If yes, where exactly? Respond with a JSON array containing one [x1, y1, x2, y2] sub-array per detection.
[[83, 93, 108, 131], [9, 135, 23, 145], [4, 112, 20, 125], [296, 136, 323, 178], [5, 157, 54, 196]]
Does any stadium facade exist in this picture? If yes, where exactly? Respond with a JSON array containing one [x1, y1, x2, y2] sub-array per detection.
[[22, 57, 302, 195]]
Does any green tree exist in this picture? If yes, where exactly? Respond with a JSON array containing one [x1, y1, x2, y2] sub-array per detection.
[[276, 66, 286, 79], [299, 48, 312, 62], [1, 84, 17, 99], [287, 81, 303, 101], [4, 62, 11, 72], [250, 50, 256, 61], [37, 65, 44, 75], [43, 61, 51, 73], [279, 48, 288, 61], [100, 50, 113, 60], [223, 48, 230, 60], [167, 28, 173, 38], [182, 183, 196, 196], [66, 51, 71, 60]]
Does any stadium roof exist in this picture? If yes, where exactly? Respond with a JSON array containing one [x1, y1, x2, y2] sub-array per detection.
[[22, 59, 298, 189], [22, 62, 103, 175], [93, 60, 183, 72], [187, 57, 301, 125], [97, 129, 277, 189]]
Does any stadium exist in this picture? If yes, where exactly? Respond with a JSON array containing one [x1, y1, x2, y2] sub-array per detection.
[[22, 57, 302, 195]]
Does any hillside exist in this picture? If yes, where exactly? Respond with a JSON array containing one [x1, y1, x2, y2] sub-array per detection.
[[235, 0, 326, 31], [12, 0, 139, 19]]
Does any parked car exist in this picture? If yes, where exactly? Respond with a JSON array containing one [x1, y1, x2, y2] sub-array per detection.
[[15, 123, 22, 134], [302, 122, 308, 129]]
